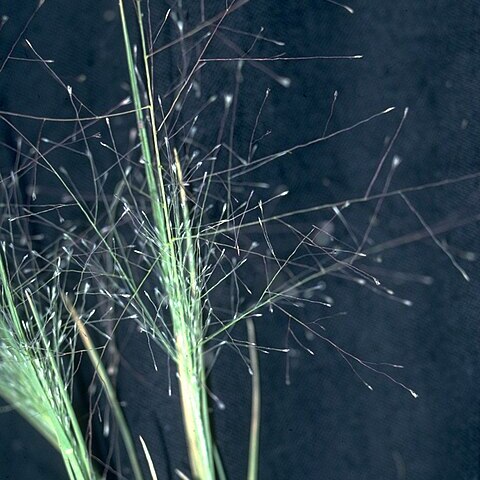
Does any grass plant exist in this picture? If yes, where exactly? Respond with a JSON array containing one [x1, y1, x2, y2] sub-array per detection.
[[0, 1, 475, 479], [0, 246, 97, 480]]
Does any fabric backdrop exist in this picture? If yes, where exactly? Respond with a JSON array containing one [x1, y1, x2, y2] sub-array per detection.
[[0, 1, 479, 479]]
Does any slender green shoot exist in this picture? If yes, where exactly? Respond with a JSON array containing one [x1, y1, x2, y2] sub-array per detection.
[[246, 318, 261, 480], [64, 295, 144, 480]]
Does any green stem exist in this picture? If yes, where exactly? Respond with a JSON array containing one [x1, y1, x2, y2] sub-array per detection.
[[64, 295, 144, 480], [176, 331, 215, 480], [246, 319, 260, 480]]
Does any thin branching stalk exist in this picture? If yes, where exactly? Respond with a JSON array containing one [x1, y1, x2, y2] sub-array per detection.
[[64, 295, 144, 480]]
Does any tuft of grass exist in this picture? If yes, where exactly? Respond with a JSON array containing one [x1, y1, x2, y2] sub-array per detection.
[[0, 246, 97, 480], [118, 0, 217, 477]]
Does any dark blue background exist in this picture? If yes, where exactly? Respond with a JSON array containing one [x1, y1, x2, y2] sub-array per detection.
[[0, 1, 479, 479]]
